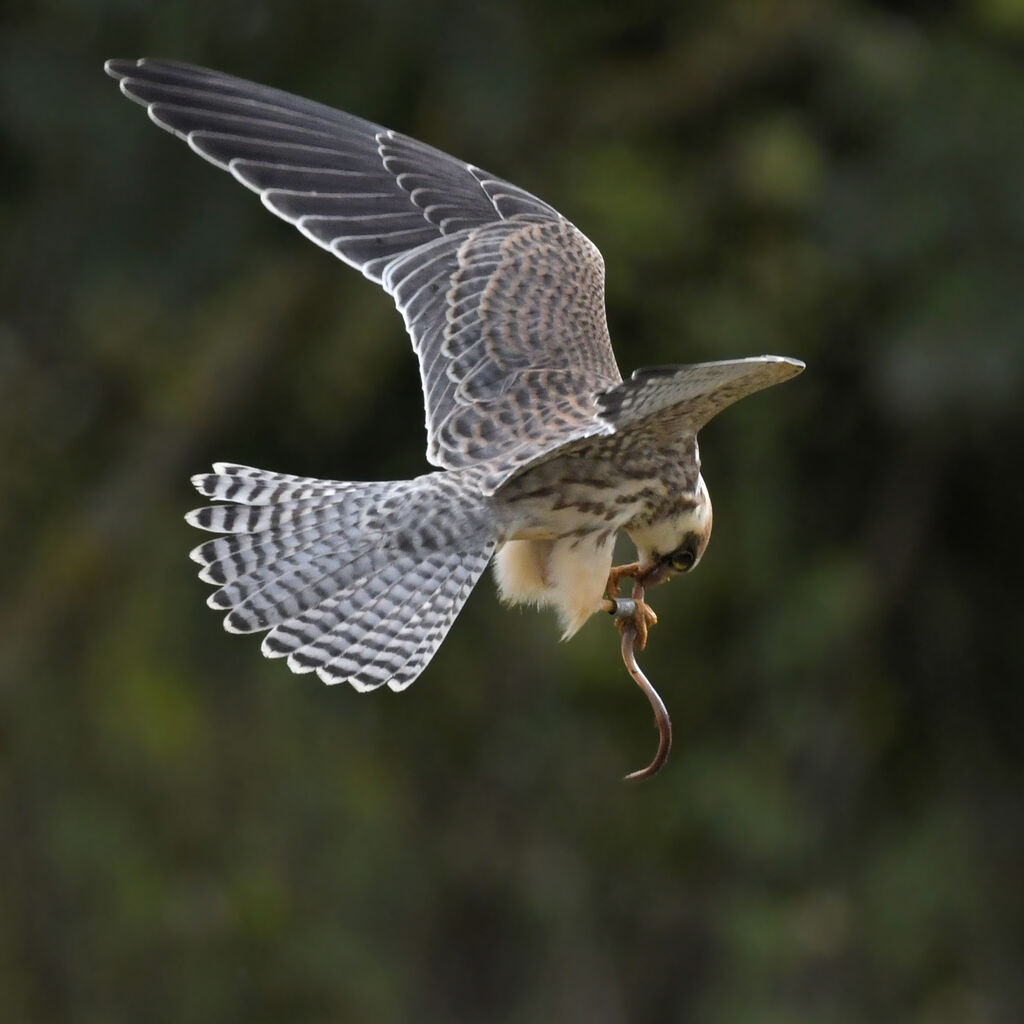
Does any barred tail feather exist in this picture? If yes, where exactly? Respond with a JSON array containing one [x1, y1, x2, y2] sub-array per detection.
[[266, 546, 491, 691], [367, 556, 488, 691], [192, 462, 368, 505], [187, 465, 495, 691]]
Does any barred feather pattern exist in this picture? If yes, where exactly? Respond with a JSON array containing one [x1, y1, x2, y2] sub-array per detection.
[[103, 58, 623, 487], [105, 60, 808, 698], [187, 464, 496, 691]]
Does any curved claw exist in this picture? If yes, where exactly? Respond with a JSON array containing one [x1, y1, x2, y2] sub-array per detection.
[[605, 561, 640, 600], [608, 583, 672, 782]]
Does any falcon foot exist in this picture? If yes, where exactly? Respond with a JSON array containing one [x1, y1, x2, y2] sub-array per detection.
[[603, 578, 672, 782], [603, 562, 658, 650], [605, 560, 640, 597]]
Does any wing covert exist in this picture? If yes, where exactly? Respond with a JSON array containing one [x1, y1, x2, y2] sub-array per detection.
[[384, 218, 621, 489]]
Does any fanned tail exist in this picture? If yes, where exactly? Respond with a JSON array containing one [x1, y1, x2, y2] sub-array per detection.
[[187, 463, 495, 691]]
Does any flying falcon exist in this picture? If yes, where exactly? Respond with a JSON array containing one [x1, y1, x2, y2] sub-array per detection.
[[106, 58, 803, 696]]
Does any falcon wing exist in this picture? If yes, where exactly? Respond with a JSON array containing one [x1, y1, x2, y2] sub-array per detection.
[[494, 356, 804, 491], [106, 58, 621, 481], [595, 356, 805, 436]]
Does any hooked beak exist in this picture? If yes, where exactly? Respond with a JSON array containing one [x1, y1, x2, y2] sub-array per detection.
[[640, 560, 674, 588]]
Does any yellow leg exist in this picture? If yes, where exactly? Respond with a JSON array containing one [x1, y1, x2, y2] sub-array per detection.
[[604, 561, 640, 599], [602, 569, 658, 651]]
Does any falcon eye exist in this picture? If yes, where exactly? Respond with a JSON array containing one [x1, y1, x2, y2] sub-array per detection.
[[671, 549, 696, 572]]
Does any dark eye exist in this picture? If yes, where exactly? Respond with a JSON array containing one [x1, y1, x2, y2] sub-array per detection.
[[671, 549, 696, 572]]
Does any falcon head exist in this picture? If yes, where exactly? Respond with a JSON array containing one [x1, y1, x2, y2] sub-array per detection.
[[629, 475, 713, 588]]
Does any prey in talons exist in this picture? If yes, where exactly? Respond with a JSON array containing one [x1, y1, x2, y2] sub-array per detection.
[[602, 561, 658, 651]]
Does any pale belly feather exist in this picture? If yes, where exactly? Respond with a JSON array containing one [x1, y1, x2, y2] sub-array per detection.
[[493, 532, 617, 638]]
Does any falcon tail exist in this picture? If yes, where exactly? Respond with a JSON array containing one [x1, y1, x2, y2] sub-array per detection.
[[186, 464, 496, 691]]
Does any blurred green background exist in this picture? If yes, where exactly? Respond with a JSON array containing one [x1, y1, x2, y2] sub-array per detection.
[[2, 1, 1022, 1021]]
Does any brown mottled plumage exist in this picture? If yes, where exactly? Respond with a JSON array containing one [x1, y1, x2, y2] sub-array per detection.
[[106, 58, 803, 691]]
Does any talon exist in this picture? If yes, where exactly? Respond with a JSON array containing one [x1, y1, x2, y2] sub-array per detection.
[[609, 580, 657, 651], [633, 599, 658, 651], [631, 598, 658, 650], [607, 562, 656, 646], [605, 561, 640, 600]]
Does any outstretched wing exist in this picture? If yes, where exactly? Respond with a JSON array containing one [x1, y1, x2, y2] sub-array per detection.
[[595, 356, 805, 437], [496, 356, 805, 491], [105, 58, 621, 481]]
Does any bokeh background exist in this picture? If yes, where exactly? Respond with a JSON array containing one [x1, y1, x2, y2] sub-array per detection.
[[2, 2, 1022, 1021]]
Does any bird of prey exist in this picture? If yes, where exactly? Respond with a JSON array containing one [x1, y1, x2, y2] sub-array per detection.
[[106, 58, 803, 696]]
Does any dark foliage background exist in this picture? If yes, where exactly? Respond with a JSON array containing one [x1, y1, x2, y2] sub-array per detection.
[[2, 2, 1022, 1021]]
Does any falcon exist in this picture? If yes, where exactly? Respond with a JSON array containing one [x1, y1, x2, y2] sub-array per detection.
[[106, 58, 803, 696]]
